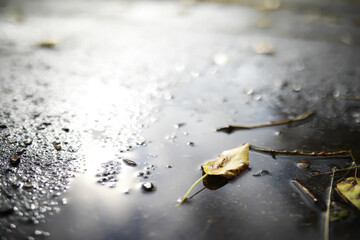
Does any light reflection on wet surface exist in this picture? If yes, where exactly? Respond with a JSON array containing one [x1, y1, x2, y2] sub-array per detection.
[[1, 0, 360, 239]]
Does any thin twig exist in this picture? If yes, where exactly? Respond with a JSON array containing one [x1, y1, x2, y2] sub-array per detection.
[[250, 144, 358, 184], [324, 168, 336, 240], [249, 145, 351, 157], [292, 179, 326, 211], [217, 111, 314, 134], [177, 173, 209, 206], [312, 164, 360, 176]]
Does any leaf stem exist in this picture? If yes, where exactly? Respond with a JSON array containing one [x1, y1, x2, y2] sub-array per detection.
[[177, 173, 209, 206]]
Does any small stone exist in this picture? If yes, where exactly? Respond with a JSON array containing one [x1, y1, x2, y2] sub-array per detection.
[[174, 123, 186, 128], [292, 84, 302, 92], [24, 138, 33, 146], [122, 188, 130, 194], [252, 170, 270, 177], [0, 124, 7, 129], [61, 198, 68, 205], [187, 142, 195, 147], [296, 160, 310, 169], [37, 124, 46, 130], [62, 128, 70, 132], [123, 159, 137, 167], [213, 53, 229, 66], [16, 149, 26, 155], [23, 183, 33, 189], [254, 95, 262, 101], [142, 182, 155, 192], [245, 88, 254, 95], [10, 155, 20, 167], [167, 165, 173, 168]]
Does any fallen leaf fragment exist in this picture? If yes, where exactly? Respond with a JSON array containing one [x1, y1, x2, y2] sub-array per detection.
[[177, 143, 249, 206], [336, 177, 360, 210]]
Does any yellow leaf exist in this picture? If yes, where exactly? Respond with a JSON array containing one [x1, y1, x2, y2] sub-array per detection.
[[203, 143, 249, 179], [336, 177, 360, 210], [177, 143, 249, 206]]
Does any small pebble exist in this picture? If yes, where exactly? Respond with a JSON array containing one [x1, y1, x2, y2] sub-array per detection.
[[24, 138, 33, 146], [61, 198, 68, 205], [213, 53, 229, 66], [174, 123, 185, 128], [10, 155, 20, 167], [254, 95, 262, 101], [252, 170, 270, 177], [142, 182, 155, 192], [23, 183, 33, 189], [123, 159, 137, 167], [296, 160, 310, 169], [292, 84, 302, 92], [122, 188, 130, 194], [187, 142, 195, 147]]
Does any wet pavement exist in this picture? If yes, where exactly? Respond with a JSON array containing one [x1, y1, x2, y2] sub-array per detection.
[[0, 0, 360, 239]]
